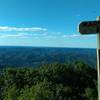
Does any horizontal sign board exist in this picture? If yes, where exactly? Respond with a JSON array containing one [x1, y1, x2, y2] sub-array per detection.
[[79, 21, 100, 34]]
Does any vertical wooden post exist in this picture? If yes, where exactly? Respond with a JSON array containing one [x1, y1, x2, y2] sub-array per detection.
[[97, 16, 100, 100]]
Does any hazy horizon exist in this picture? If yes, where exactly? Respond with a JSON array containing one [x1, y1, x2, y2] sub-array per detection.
[[0, 45, 96, 49]]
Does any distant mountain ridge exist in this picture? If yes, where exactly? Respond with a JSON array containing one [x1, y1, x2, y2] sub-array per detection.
[[0, 46, 96, 68]]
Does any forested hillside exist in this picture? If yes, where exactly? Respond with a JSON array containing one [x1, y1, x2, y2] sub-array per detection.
[[0, 61, 97, 100], [0, 46, 96, 68]]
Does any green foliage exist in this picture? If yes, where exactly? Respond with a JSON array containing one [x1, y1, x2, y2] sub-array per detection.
[[3, 85, 18, 100], [0, 61, 97, 100], [84, 87, 97, 100]]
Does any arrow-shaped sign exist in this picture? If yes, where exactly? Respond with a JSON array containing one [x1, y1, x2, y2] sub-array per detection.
[[79, 21, 100, 34]]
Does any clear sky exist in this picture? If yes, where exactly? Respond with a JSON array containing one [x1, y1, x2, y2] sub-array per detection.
[[0, 0, 99, 48]]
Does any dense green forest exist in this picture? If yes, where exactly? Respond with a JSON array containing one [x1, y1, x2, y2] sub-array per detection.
[[0, 61, 97, 100]]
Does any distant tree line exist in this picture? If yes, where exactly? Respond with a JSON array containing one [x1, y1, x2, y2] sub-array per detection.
[[0, 47, 96, 68], [0, 61, 97, 100]]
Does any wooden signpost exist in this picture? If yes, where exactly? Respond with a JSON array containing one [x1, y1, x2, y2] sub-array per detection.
[[79, 21, 100, 34], [78, 16, 100, 100]]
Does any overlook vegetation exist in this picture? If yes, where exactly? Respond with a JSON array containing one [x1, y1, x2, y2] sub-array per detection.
[[0, 61, 97, 100]]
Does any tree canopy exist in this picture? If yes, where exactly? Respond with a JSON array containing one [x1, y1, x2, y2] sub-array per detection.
[[0, 61, 97, 100]]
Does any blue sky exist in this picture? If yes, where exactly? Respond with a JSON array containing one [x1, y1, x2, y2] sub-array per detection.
[[0, 0, 99, 48]]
